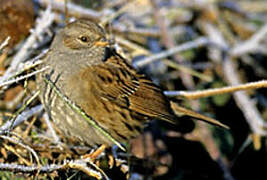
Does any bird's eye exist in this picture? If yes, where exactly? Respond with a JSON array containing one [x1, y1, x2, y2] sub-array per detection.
[[79, 36, 89, 42]]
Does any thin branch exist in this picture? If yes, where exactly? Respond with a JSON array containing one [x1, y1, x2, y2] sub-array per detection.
[[231, 23, 267, 56], [222, 58, 267, 134], [0, 67, 48, 87], [201, 20, 267, 134], [164, 80, 267, 99], [0, 7, 54, 85], [0, 159, 106, 179], [6, 91, 40, 133], [135, 37, 209, 67], [0, 105, 43, 134], [0, 162, 64, 173], [0, 37, 10, 51], [37, 0, 102, 20], [100, 0, 136, 26], [42, 112, 61, 144], [163, 59, 213, 82], [0, 135, 40, 167]]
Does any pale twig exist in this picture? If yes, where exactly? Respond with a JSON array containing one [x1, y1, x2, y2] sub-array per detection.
[[222, 58, 267, 135], [0, 135, 40, 167], [0, 162, 63, 173], [82, 158, 109, 180], [163, 59, 213, 82], [231, 23, 267, 56], [67, 159, 102, 179], [203, 21, 267, 135], [22, 49, 48, 70], [0, 37, 10, 51], [0, 50, 47, 96], [0, 67, 48, 88], [135, 37, 209, 67], [0, 7, 54, 85], [43, 112, 61, 144], [115, 36, 150, 56], [6, 91, 40, 133], [0, 105, 43, 134], [0, 157, 108, 179], [151, 0, 196, 91], [164, 80, 267, 99], [100, 0, 136, 26], [113, 23, 187, 38], [37, 0, 102, 20]]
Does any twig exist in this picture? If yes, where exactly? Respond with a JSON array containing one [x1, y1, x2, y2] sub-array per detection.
[[0, 67, 48, 88], [37, 0, 102, 20], [231, 23, 267, 56], [0, 105, 43, 134], [202, 20, 267, 135], [6, 91, 40, 133], [43, 112, 61, 144], [0, 135, 40, 167], [0, 158, 105, 179], [222, 57, 267, 135], [134, 37, 209, 67], [163, 59, 213, 82], [100, 0, 136, 26], [164, 80, 267, 99], [115, 36, 150, 56], [82, 158, 109, 180], [151, 0, 198, 91], [0, 7, 54, 85], [0, 162, 64, 173], [0, 37, 10, 51], [67, 159, 102, 179], [22, 49, 48, 70]]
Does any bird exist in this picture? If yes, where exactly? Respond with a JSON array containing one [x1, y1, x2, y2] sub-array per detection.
[[37, 19, 228, 151]]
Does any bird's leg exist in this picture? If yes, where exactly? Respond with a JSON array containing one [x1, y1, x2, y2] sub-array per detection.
[[82, 144, 107, 161]]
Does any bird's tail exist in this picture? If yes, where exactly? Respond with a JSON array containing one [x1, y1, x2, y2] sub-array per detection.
[[170, 102, 229, 129]]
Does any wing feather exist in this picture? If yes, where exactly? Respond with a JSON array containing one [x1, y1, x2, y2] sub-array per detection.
[[91, 54, 176, 123]]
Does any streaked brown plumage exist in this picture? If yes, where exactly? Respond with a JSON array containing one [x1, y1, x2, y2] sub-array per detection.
[[37, 20, 227, 147]]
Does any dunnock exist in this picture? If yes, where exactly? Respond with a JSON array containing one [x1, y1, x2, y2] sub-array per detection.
[[37, 20, 227, 148]]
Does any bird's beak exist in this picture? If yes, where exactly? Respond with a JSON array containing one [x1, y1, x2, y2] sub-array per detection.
[[94, 40, 109, 47]]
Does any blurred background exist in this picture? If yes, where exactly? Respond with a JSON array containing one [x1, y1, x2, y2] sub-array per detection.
[[0, 0, 266, 179]]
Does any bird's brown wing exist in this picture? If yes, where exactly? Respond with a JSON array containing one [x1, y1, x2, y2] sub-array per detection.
[[91, 54, 176, 124]]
